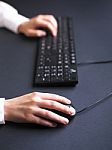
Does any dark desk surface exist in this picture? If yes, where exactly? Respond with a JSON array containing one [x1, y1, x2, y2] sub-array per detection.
[[0, 0, 112, 150]]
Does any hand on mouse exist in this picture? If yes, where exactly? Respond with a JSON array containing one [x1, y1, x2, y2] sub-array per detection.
[[4, 92, 76, 127], [18, 15, 58, 37]]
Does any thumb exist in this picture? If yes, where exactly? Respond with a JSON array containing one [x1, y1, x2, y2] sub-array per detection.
[[27, 29, 47, 37]]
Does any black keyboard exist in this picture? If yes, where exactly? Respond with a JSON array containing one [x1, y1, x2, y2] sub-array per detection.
[[34, 17, 78, 86]]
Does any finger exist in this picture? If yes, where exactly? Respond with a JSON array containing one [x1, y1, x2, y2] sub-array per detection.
[[35, 19, 57, 36], [26, 29, 47, 37], [37, 100, 76, 116], [36, 92, 71, 104], [34, 107, 69, 125], [30, 115, 57, 127], [42, 15, 58, 29]]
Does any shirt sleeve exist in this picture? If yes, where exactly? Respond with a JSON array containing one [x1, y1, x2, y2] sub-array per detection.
[[0, 1, 29, 33], [0, 98, 5, 124]]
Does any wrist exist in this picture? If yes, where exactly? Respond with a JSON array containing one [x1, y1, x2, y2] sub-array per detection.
[[18, 21, 29, 34], [18, 23, 24, 34], [0, 98, 5, 124], [4, 99, 11, 121]]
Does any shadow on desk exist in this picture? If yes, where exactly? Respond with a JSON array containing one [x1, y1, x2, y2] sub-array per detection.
[[0, 121, 69, 130]]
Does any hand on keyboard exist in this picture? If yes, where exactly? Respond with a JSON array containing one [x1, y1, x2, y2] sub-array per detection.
[[18, 15, 58, 37]]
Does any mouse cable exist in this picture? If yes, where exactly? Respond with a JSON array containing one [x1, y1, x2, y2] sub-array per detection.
[[76, 59, 112, 114], [77, 59, 112, 67], [76, 91, 112, 114]]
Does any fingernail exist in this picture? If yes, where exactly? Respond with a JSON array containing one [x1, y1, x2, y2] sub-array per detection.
[[63, 118, 69, 125], [66, 100, 71, 104], [42, 32, 47, 36], [70, 106, 76, 116], [53, 31, 57, 36]]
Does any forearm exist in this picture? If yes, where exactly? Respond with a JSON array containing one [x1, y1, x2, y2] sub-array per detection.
[[0, 1, 29, 33]]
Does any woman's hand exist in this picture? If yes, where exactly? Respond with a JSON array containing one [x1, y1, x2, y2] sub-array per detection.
[[4, 92, 76, 127], [18, 15, 57, 37]]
